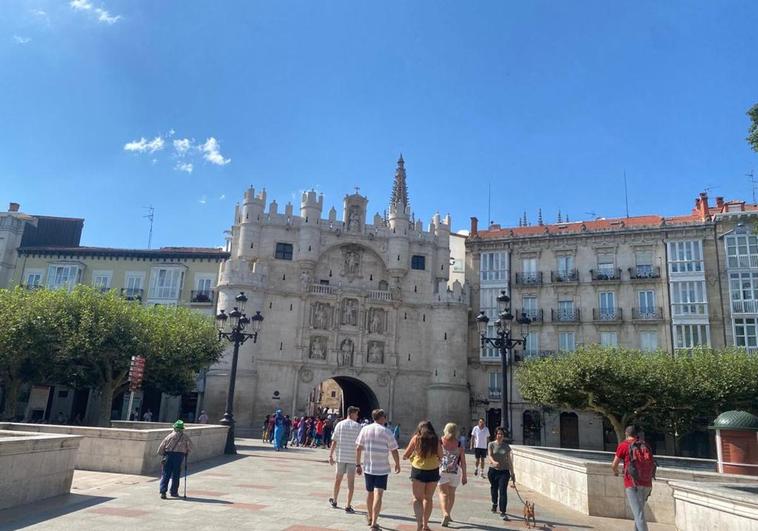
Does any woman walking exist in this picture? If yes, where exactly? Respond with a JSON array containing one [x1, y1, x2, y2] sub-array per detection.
[[272, 409, 285, 451], [438, 423, 467, 527], [487, 426, 515, 520], [403, 420, 442, 531], [262, 414, 270, 442]]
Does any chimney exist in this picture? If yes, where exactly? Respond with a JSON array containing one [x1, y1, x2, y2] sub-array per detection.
[[8, 202, 19, 212], [470, 216, 478, 237], [716, 196, 725, 209], [695, 192, 709, 220]]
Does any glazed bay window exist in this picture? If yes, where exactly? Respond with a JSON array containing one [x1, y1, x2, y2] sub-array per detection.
[[734, 318, 758, 352], [559, 331, 576, 352], [275, 242, 294, 260], [674, 324, 710, 350], [671, 281, 708, 316], [729, 272, 758, 314], [46, 264, 82, 290], [725, 234, 758, 269], [488, 371, 502, 398], [149, 267, 184, 300], [668, 240, 703, 273], [480, 251, 507, 282]]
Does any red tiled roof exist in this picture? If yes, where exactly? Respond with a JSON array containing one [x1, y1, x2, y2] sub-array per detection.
[[18, 245, 229, 259]]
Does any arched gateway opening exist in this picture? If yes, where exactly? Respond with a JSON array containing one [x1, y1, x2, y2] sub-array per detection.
[[308, 377, 379, 421]]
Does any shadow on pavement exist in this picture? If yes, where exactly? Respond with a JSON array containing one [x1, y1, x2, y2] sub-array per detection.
[[177, 497, 233, 505], [0, 494, 113, 531]]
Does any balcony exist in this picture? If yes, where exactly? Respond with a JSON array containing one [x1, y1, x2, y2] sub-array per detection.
[[551, 269, 579, 283], [521, 349, 557, 361], [590, 268, 622, 282], [488, 388, 502, 399], [632, 307, 664, 321], [593, 308, 623, 322], [551, 308, 581, 323], [515, 272, 543, 286], [368, 289, 393, 302], [519, 308, 543, 323], [190, 290, 214, 304], [22, 284, 43, 290], [731, 300, 758, 314], [308, 283, 338, 296], [120, 288, 144, 301], [629, 266, 661, 280]]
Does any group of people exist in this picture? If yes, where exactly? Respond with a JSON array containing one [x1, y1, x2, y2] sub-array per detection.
[[262, 411, 335, 450], [326, 409, 514, 530]]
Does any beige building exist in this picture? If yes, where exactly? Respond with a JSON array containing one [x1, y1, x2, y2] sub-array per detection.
[[465, 192, 752, 455]]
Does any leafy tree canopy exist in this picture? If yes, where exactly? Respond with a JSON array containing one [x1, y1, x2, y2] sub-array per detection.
[[748, 103, 758, 152]]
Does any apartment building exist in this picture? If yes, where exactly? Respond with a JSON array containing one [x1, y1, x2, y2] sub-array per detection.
[[465, 192, 749, 454]]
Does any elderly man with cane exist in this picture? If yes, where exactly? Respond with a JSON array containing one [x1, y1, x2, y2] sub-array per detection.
[[158, 420, 193, 499]]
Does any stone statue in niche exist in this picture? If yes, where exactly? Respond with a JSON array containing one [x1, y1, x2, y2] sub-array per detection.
[[300, 270, 312, 290], [341, 298, 359, 326], [341, 245, 362, 278], [367, 341, 384, 364], [347, 205, 361, 232], [368, 307, 385, 334], [311, 302, 331, 330], [338, 338, 354, 367], [308, 336, 327, 360]]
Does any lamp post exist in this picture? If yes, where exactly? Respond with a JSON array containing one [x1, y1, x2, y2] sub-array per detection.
[[476, 290, 531, 433], [216, 291, 263, 455]]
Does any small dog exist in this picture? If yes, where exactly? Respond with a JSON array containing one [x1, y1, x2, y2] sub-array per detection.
[[523, 500, 536, 528]]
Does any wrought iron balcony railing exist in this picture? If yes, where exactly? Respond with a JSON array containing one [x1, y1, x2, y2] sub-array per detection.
[[593, 308, 623, 321], [519, 308, 543, 323], [631, 307, 664, 321], [551, 269, 579, 283], [191, 290, 214, 303], [551, 308, 581, 322], [629, 266, 661, 280], [515, 272, 543, 286], [590, 268, 622, 282], [120, 288, 144, 301]]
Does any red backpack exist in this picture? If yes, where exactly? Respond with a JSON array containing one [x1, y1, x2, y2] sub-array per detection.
[[627, 440, 657, 486]]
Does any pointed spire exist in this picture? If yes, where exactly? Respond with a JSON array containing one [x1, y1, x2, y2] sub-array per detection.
[[557, 210, 563, 223], [390, 154, 409, 213], [538, 208, 543, 226], [565, 214, 570, 222], [522, 211, 529, 227]]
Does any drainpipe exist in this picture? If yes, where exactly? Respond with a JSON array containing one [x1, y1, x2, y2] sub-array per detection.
[[712, 223, 728, 348]]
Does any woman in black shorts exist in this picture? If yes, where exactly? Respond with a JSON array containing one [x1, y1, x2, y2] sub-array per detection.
[[403, 420, 442, 531]]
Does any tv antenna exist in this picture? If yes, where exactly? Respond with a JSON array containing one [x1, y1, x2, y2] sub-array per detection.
[[487, 181, 492, 227], [748, 170, 757, 203], [623, 170, 630, 218], [143, 206, 155, 249], [584, 211, 597, 219]]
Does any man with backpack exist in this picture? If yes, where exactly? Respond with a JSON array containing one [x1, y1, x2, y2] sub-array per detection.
[[611, 426, 656, 531]]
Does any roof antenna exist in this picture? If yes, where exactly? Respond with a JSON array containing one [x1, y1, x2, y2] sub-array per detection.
[[487, 181, 492, 228], [143, 206, 155, 249], [748, 170, 757, 203], [623, 170, 630, 218]]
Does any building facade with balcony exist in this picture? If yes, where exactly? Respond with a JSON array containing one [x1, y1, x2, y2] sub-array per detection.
[[465, 192, 740, 453], [206, 157, 469, 435]]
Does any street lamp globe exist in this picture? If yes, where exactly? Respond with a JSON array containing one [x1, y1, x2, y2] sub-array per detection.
[[250, 311, 264, 334], [235, 291, 248, 311], [475, 311, 489, 337]]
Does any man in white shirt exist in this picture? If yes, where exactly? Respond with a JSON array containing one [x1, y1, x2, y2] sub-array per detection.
[[356, 409, 400, 531], [470, 418, 491, 477], [328, 406, 363, 513]]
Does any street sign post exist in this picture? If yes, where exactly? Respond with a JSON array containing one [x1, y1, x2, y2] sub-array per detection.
[[125, 355, 146, 421]]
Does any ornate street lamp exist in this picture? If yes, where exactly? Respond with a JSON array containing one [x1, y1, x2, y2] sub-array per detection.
[[475, 290, 531, 433], [216, 291, 263, 454]]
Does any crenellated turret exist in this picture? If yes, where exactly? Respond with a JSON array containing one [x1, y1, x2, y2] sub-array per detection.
[[298, 189, 323, 264], [387, 155, 410, 277], [433, 212, 451, 281], [236, 186, 266, 259]]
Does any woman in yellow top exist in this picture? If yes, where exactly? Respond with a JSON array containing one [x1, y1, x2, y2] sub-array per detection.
[[403, 420, 443, 531]]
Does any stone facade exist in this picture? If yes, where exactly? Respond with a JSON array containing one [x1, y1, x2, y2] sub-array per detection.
[[205, 157, 469, 433]]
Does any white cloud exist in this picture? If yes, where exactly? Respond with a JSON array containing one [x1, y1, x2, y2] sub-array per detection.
[[13, 36, 31, 45], [198, 195, 207, 205], [173, 138, 192, 156], [31, 9, 47, 16], [95, 8, 120, 25], [175, 162, 193, 173], [200, 137, 231, 166], [124, 136, 165, 154], [219, 194, 226, 200], [70, 0, 121, 24], [168, 129, 176, 136], [70, 0, 93, 10]]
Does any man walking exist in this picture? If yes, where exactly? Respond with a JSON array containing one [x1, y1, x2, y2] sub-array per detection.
[[157, 420, 193, 499], [611, 426, 656, 531], [328, 406, 362, 513], [470, 418, 490, 477], [356, 409, 400, 531]]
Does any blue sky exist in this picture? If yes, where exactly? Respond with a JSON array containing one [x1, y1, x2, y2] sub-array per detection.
[[1, 1, 756, 248]]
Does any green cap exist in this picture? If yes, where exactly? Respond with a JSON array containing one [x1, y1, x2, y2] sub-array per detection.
[[173, 420, 185, 430]]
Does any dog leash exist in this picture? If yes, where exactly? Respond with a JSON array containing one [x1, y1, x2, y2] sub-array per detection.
[[512, 482, 529, 507]]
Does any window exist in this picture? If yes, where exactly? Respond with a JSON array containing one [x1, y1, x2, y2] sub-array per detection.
[[729, 272, 758, 313], [640, 331, 658, 352], [488, 371, 502, 396], [734, 318, 758, 351], [668, 241, 703, 273], [93, 271, 112, 290], [480, 252, 507, 282], [635, 250, 653, 270], [275, 242, 293, 260], [599, 291, 616, 319], [557, 255, 574, 275], [599, 331, 618, 347], [411, 255, 426, 270], [674, 324, 710, 349], [524, 332, 539, 355], [725, 234, 758, 269], [558, 300, 575, 320], [559, 331, 576, 352], [149, 268, 183, 300], [25, 270, 43, 288], [522, 296, 538, 320], [480, 287, 503, 359], [451, 257, 465, 273], [638, 290, 655, 312], [671, 281, 707, 315], [597, 253, 615, 274], [46, 265, 82, 290]]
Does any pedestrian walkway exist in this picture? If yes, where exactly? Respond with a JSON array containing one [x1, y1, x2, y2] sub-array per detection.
[[0, 439, 674, 530]]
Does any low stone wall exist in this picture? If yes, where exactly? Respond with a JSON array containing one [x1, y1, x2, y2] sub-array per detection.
[[0, 422, 228, 475], [511, 445, 758, 525], [0, 430, 81, 510], [671, 481, 758, 530]]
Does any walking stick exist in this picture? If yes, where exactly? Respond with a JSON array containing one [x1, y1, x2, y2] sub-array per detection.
[[183, 455, 188, 499]]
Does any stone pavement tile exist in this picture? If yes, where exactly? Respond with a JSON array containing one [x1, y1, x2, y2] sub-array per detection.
[[187, 489, 228, 497], [88, 507, 151, 517], [282, 527, 340, 531], [235, 483, 276, 489], [228, 502, 268, 511]]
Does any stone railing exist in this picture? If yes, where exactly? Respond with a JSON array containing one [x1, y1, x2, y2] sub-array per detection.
[[671, 481, 758, 531], [367, 289, 393, 302], [308, 284, 339, 296]]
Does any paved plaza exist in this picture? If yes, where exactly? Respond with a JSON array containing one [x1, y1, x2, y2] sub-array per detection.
[[0, 439, 674, 531]]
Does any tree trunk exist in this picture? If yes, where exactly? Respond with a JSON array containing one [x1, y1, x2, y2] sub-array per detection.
[[96, 380, 114, 427], [606, 413, 625, 443], [1, 378, 21, 421]]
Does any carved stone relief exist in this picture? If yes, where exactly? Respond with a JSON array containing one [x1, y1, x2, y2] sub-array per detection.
[[367, 307, 386, 334], [310, 302, 332, 330], [341, 298, 359, 326], [341, 245, 363, 278], [347, 205, 362, 233], [308, 336, 328, 360], [367, 341, 384, 364], [338, 338, 354, 367], [299, 367, 314, 383]]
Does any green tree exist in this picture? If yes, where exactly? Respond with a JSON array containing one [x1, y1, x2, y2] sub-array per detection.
[[748, 103, 758, 152]]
